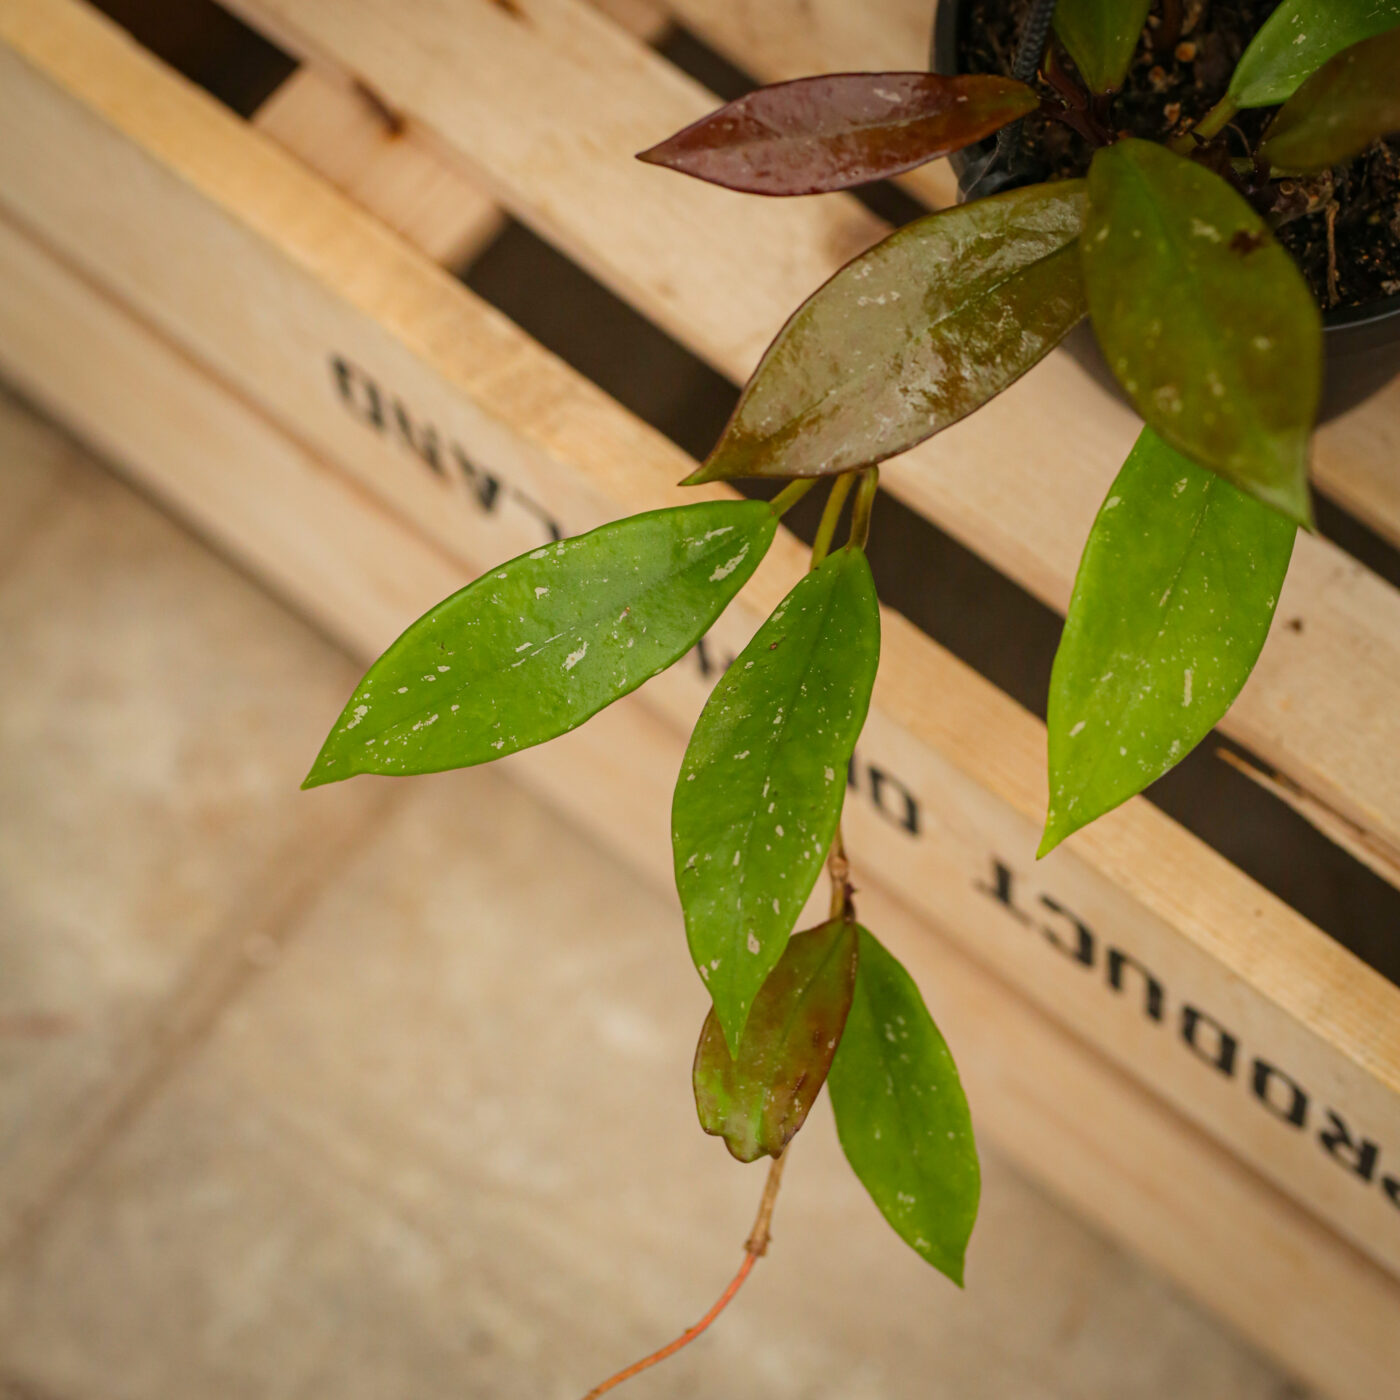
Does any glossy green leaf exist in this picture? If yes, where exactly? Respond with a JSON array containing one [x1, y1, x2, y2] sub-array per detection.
[[687, 181, 1087, 484], [828, 927, 980, 1286], [1082, 140, 1320, 526], [1040, 428, 1295, 856], [1260, 27, 1400, 173], [1054, 0, 1152, 93], [693, 917, 859, 1162], [638, 72, 1039, 196], [674, 547, 879, 1051], [305, 500, 778, 786], [1229, 0, 1400, 109]]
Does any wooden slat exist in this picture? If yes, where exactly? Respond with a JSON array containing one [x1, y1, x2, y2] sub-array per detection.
[[2, 207, 1397, 1400], [251, 0, 669, 268], [5, 0, 1400, 1278], [252, 66, 504, 267], [217, 0, 1400, 885]]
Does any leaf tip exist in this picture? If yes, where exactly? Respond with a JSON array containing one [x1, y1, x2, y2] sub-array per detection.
[[1036, 811, 1077, 860], [300, 758, 338, 791], [679, 462, 718, 487]]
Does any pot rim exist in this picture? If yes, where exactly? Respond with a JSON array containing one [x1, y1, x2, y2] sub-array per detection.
[[928, 0, 1400, 337]]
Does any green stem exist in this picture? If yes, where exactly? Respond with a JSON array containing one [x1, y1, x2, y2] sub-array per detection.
[[809, 473, 857, 570], [1170, 93, 1238, 154], [769, 478, 817, 518], [848, 468, 879, 552]]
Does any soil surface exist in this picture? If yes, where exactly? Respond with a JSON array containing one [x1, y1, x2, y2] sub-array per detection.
[[958, 0, 1400, 310]]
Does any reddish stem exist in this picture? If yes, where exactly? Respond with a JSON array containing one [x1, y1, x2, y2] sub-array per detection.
[[580, 1254, 758, 1398], [579, 1152, 788, 1398]]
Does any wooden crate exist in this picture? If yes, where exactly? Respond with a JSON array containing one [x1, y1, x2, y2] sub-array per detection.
[[3, 1, 1400, 1392]]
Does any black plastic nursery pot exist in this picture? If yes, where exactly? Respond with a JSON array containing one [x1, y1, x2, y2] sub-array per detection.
[[931, 0, 1400, 421]]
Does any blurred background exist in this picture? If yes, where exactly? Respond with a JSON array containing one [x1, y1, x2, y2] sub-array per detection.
[[2, 0, 1390, 1395]]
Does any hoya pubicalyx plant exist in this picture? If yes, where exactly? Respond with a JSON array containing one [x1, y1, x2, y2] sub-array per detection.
[[307, 479, 980, 1390], [306, 4, 1400, 1390]]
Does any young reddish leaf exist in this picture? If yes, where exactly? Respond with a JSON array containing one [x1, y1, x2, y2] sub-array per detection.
[[1054, 0, 1152, 94], [688, 181, 1086, 485], [673, 548, 879, 1053], [1082, 140, 1320, 526], [637, 72, 1038, 196], [1261, 27, 1400, 174], [693, 918, 859, 1163], [1040, 428, 1296, 857], [304, 500, 778, 785], [1229, 0, 1400, 109], [828, 928, 980, 1286]]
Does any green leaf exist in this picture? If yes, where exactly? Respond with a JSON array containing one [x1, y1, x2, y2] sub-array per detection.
[[693, 917, 859, 1162], [1260, 26, 1400, 174], [1040, 428, 1295, 856], [1082, 140, 1320, 526], [304, 500, 778, 786], [828, 927, 980, 1286], [674, 547, 880, 1051], [1229, 0, 1400, 109], [1054, 0, 1152, 93], [687, 181, 1087, 484]]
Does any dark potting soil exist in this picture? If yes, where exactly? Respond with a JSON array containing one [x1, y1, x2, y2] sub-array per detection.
[[958, 0, 1400, 311]]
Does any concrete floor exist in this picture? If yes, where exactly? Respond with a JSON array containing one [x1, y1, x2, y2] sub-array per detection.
[[0, 380, 1312, 1399]]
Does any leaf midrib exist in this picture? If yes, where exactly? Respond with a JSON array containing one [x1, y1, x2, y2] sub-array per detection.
[[355, 517, 769, 751]]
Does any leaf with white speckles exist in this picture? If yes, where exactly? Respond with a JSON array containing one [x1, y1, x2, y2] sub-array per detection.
[[673, 548, 879, 1052], [828, 927, 979, 1286], [304, 501, 778, 786], [693, 917, 858, 1162], [1082, 140, 1321, 526], [687, 181, 1087, 484], [1228, 0, 1400, 109], [1040, 428, 1295, 856]]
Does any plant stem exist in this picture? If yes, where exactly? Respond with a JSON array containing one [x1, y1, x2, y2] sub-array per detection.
[[848, 467, 879, 552], [1155, 0, 1184, 61], [579, 1152, 788, 1399], [769, 477, 817, 518], [1170, 93, 1238, 154], [809, 472, 857, 569], [827, 823, 853, 920]]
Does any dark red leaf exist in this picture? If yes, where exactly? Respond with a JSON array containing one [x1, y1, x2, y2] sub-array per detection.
[[637, 72, 1039, 196]]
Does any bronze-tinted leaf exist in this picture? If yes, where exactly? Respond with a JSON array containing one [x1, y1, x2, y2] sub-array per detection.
[[638, 72, 1038, 196], [1261, 27, 1400, 174], [693, 918, 859, 1163], [689, 180, 1086, 484], [1081, 140, 1320, 525]]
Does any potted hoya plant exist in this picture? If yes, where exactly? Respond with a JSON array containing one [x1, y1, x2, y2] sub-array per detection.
[[304, 1, 1400, 1392]]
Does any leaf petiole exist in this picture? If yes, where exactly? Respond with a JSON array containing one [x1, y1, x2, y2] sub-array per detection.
[[1170, 93, 1238, 154], [848, 467, 880, 552], [810, 472, 858, 569], [768, 477, 818, 518]]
